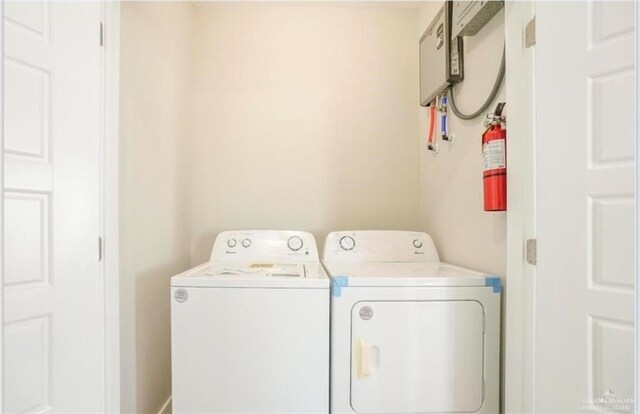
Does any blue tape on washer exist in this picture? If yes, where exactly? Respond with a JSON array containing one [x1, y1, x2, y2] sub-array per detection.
[[484, 276, 502, 294], [331, 276, 349, 297]]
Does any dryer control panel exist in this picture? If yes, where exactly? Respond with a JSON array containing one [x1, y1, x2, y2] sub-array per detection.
[[323, 231, 440, 262], [211, 230, 319, 262]]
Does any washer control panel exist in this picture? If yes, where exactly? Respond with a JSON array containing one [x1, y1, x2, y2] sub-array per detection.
[[211, 230, 319, 262], [323, 231, 440, 262], [287, 236, 304, 251]]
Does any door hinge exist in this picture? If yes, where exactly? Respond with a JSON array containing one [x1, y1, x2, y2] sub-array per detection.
[[525, 17, 536, 48], [99, 22, 104, 46], [526, 238, 537, 265], [98, 236, 103, 262]]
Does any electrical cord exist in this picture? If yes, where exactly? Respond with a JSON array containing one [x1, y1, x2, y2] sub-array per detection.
[[448, 44, 506, 120]]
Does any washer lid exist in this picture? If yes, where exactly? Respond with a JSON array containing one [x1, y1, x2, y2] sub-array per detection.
[[322, 261, 496, 288], [171, 262, 329, 288]]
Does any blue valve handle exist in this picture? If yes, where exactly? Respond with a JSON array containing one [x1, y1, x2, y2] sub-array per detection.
[[441, 113, 447, 136], [440, 95, 448, 138]]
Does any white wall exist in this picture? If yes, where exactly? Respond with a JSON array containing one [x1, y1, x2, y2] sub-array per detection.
[[119, 2, 193, 413], [417, 4, 506, 277], [189, 3, 421, 263]]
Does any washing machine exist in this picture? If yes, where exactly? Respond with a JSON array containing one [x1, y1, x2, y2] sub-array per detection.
[[171, 230, 329, 413], [323, 231, 501, 414]]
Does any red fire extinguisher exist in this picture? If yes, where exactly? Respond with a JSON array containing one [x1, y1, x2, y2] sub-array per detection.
[[482, 103, 506, 212]]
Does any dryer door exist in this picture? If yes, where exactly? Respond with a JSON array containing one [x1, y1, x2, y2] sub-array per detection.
[[350, 300, 484, 414]]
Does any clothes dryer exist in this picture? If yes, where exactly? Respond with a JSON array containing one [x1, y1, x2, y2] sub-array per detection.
[[323, 231, 500, 414]]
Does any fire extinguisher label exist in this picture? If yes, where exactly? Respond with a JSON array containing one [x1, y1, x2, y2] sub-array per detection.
[[483, 139, 506, 170]]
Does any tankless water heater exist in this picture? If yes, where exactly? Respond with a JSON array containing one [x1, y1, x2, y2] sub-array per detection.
[[451, 1, 505, 38], [419, 2, 464, 107]]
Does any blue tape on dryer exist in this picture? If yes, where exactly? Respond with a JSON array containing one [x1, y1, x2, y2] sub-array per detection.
[[331, 276, 349, 297], [484, 276, 502, 294]]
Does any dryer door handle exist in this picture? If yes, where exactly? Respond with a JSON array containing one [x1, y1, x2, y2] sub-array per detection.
[[355, 339, 371, 379]]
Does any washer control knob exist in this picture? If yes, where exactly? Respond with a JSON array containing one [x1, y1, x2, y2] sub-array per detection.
[[227, 239, 237, 248], [242, 238, 251, 248], [413, 239, 423, 249], [339, 236, 356, 251], [287, 236, 304, 251]]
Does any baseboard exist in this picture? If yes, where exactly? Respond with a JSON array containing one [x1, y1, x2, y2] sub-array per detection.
[[158, 396, 172, 414]]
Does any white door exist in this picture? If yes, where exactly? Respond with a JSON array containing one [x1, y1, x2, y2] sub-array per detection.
[[4, 2, 104, 412], [535, 1, 635, 412], [350, 300, 484, 414]]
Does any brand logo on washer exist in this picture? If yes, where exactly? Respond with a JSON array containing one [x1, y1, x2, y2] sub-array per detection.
[[174, 288, 188, 303], [359, 306, 374, 321]]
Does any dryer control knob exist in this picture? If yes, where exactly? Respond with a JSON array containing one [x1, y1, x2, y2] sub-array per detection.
[[287, 236, 304, 251], [242, 238, 251, 248], [413, 239, 423, 248], [227, 239, 237, 248], [339, 236, 356, 251]]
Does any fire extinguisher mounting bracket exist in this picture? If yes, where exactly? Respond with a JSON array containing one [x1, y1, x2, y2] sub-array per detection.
[[484, 102, 506, 129]]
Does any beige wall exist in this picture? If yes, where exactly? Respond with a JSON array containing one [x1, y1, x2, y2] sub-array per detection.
[[417, 4, 506, 277], [120, 2, 421, 411], [189, 3, 421, 263], [119, 2, 193, 413], [118, 2, 508, 411]]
